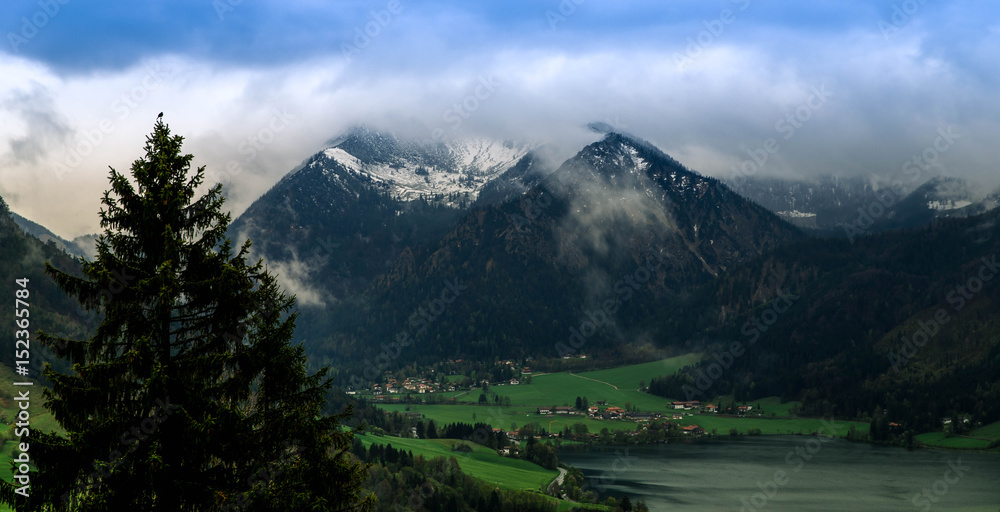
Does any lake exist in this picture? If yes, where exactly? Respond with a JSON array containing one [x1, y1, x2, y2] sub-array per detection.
[[557, 436, 1000, 511]]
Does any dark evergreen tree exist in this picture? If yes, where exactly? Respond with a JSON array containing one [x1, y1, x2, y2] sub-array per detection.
[[0, 119, 372, 512]]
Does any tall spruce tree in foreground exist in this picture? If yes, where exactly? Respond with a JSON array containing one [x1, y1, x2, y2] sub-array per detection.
[[0, 119, 372, 511]]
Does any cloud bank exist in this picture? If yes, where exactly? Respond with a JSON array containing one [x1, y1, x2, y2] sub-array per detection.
[[1, 0, 997, 237]]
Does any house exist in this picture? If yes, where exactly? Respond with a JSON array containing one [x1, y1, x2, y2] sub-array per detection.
[[554, 406, 575, 415], [588, 406, 600, 417], [672, 414, 684, 420], [682, 424, 705, 435], [629, 413, 657, 422], [737, 405, 752, 416], [595, 400, 608, 406], [537, 407, 552, 415], [704, 404, 718, 413], [671, 401, 701, 410], [603, 406, 624, 420]]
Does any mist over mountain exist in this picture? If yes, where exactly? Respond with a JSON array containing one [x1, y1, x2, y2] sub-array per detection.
[[297, 130, 802, 375], [228, 126, 534, 309], [8, 210, 98, 260], [729, 174, 1000, 236]]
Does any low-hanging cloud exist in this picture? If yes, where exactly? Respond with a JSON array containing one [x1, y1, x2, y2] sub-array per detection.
[[1, 2, 998, 238]]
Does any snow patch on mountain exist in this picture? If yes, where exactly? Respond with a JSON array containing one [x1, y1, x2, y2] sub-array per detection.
[[320, 132, 531, 207]]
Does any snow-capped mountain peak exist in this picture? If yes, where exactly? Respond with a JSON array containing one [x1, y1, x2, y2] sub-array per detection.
[[318, 126, 532, 206]]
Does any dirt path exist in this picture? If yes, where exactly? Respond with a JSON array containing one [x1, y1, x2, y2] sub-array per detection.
[[547, 467, 568, 495], [569, 372, 619, 390]]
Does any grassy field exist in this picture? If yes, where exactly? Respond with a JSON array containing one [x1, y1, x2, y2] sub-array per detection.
[[970, 420, 1000, 440], [386, 355, 838, 437], [575, 354, 702, 390], [359, 434, 557, 491], [701, 395, 803, 417], [379, 403, 640, 434], [664, 412, 868, 436], [914, 432, 993, 449], [376, 356, 877, 439], [0, 364, 64, 512], [437, 355, 705, 413], [359, 435, 610, 510]]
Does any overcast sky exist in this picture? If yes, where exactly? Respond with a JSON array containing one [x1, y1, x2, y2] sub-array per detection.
[[1, 0, 998, 238]]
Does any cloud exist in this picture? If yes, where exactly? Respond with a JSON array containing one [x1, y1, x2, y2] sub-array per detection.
[[0, 83, 72, 166], [1, 1, 998, 238]]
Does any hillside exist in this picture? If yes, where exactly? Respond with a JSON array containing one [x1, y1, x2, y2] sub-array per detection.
[[315, 132, 802, 377], [647, 206, 1000, 434]]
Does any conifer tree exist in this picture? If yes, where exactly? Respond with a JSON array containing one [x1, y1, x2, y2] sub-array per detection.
[[0, 118, 372, 512]]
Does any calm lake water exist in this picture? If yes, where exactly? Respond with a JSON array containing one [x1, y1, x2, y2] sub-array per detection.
[[558, 436, 1000, 511]]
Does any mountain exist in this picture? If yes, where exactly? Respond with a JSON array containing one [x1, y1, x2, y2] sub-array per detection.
[[729, 174, 999, 235], [8, 211, 97, 259], [0, 196, 91, 376], [726, 174, 888, 231], [647, 205, 1000, 434], [318, 125, 533, 207], [228, 126, 535, 337], [319, 132, 802, 376], [877, 176, 996, 230]]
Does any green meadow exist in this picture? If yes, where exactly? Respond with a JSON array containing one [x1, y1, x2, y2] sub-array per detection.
[[575, 353, 702, 390], [0, 365, 63, 512], [663, 412, 868, 436], [389, 354, 841, 436], [359, 435, 610, 511], [358, 434, 557, 491]]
